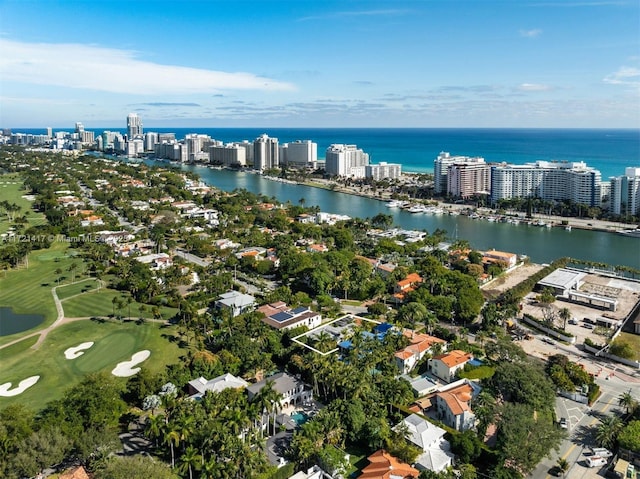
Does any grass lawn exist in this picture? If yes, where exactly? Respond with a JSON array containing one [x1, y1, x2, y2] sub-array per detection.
[[55, 278, 101, 301], [616, 332, 640, 361], [0, 242, 84, 346], [61, 288, 178, 320], [0, 319, 186, 412], [0, 173, 47, 234]]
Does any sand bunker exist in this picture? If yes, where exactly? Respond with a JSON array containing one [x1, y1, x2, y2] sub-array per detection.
[[0, 376, 40, 397], [111, 350, 150, 377], [64, 341, 95, 359]]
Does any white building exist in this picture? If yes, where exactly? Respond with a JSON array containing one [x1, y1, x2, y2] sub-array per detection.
[[246, 372, 313, 408], [365, 162, 402, 181], [127, 113, 143, 139], [280, 140, 318, 169], [490, 160, 602, 207], [325, 144, 369, 178], [434, 152, 485, 195], [144, 132, 158, 152], [210, 143, 247, 167], [398, 414, 454, 473], [609, 167, 640, 217], [253, 134, 279, 171], [215, 290, 256, 317], [187, 373, 249, 400]]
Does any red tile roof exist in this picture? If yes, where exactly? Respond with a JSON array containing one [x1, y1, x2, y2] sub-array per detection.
[[359, 450, 419, 479]]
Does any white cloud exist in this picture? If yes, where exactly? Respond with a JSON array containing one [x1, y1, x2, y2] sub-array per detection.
[[0, 39, 295, 95], [518, 83, 552, 91], [519, 29, 542, 38], [603, 66, 640, 86]]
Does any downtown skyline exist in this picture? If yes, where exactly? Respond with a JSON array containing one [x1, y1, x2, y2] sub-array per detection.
[[1, 0, 639, 129]]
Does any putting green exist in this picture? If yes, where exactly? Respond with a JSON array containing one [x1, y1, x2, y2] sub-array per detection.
[[0, 319, 184, 411]]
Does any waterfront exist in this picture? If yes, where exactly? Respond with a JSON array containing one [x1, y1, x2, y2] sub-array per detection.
[[140, 160, 640, 269]]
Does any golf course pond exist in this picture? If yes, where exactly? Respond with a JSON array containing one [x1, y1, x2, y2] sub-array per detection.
[[0, 307, 44, 336]]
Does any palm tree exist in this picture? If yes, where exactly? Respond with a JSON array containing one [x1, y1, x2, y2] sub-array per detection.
[[178, 445, 202, 479], [556, 458, 569, 477], [596, 415, 623, 450], [163, 424, 180, 468], [145, 413, 164, 448], [618, 390, 639, 416], [559, 307, 571, 330]]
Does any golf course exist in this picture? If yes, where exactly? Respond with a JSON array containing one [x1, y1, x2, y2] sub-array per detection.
[[1, 177, 185, 412]]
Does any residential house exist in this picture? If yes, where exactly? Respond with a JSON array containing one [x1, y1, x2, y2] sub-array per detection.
[[397, 414, 454, 473], [246, 372, 313, 408], [80, 215, 105, 227], [392, 273, 422, 303], [307, 243, 328, 253], [394, 330, 448, 374], [296, 213, 316, 224], [358, 450, 419, 479], [434, 379, 481, 431], [429, 349, 473, 383], [236, 246, 267, 260], [135, 252, 173, 270], [187, 373, 249, 400], [95, 230, 135, 244], [288, 466, 331, 479], [215, 290, 256, 317], [482, 250, 518, 269], [58, 466, 91, 479], [257, 302, 322, 331]]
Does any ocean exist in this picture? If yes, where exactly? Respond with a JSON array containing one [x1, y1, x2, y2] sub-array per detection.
[[19, 127, 640, 178]]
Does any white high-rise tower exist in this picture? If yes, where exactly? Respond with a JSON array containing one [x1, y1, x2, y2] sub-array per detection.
[[127, 113, 143, 138]]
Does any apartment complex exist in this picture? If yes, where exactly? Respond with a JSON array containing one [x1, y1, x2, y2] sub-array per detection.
[[366, 162, 402, 181], [609, 167, 640, 216], [279, 140, 318, 169], [434, 152, 486, 195], [126, 113, 143, 139], [447, 162, 491, 199], [209, 143, 247, 167], [253, 134, 279, 171], [325, 143, 370, 178], [490, 161, 602, 207]]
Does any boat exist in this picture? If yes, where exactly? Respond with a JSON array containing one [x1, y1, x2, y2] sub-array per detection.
[[565, 226, 572, 231], [618, 229, 640, 238], [386, 200, 407, 208]]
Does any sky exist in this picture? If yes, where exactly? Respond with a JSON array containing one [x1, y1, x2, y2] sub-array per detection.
[[0, 0, 639, 129]]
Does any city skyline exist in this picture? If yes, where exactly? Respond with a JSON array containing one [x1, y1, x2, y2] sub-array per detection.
[[1, 0, 639, 129]]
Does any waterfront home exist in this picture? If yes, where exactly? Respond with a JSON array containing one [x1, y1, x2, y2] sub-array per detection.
[[429, 350, 473, 383], [397, 414, 454, 473], [434, 379, 481, 432], [215, 291, 256, 317], [358, 450, 419, 479], [257, 302, 322, 331], [482, 249, 518, 269]]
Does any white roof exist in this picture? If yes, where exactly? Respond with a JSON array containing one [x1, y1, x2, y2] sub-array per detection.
[[188, 373, 249, 396], [400, 414, 446, 451], [538, 268, 586, 290]]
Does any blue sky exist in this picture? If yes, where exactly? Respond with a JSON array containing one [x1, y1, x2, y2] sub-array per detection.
[[1, 0, 639, 128]]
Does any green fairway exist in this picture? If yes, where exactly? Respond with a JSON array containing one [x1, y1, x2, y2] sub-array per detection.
[[0, 242, 82, 346], [61, 288, 178, 320], [0, 319, 185, 411], [55, 278, 101, 301], [0, 173, 46, 234]]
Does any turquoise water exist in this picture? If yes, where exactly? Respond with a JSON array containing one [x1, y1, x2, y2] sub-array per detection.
[[290, 412, 308, 425], [25, 127, 640, 177]]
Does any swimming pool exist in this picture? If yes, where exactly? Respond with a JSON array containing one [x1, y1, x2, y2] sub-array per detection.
[[290, 412, 308, 425]]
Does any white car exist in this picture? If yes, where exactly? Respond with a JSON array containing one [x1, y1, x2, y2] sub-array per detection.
[[559, 417, 568, 429], [586, 456, 607, 468], [590, 447, 612, 458]]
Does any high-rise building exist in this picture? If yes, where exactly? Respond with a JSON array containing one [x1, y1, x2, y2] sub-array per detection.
[[253, 134, 279, 171], [210, 144, 247, 167], [279, 140, 317, 169], [46, 127, 52, 138], [609, 167, 640, 217], [325, 144, 369, 178], [127, 113, 143, 139], [144, 132, 158, 152], [365, 162, 402, 181], [434, 152, 486, 195], [490, 161, 602, 207], [447, 162, 491, 198]]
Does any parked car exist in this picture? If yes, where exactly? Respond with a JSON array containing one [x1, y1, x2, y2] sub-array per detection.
[[559, 417, 568, 429], [586, 456, 608, 468], [591, 447, 613, 458], [583, 323, 595, 329], [568, 318, 578, 325], [543, 336, 556, 345]]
